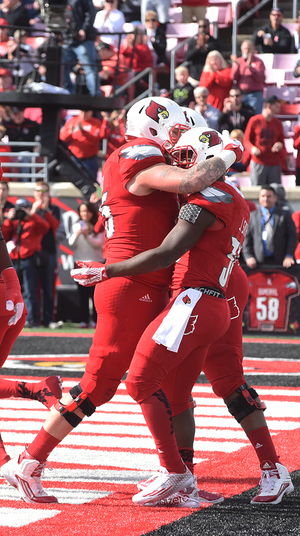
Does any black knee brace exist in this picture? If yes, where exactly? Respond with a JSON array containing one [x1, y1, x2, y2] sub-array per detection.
[[54, 384, 96, 428], [227, 383, 266, 423]]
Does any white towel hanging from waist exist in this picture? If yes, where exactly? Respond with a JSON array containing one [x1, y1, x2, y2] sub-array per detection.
[[152, 288, 202, 353]]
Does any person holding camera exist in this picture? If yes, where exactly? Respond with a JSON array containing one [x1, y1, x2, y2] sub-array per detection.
[[68, 201, 105, 328], [2, 197, 50, 328], [31, 182, 61, 328], [63, 0, 100, 96]]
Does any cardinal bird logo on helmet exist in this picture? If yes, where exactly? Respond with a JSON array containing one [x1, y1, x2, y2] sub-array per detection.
[[145, 100, 169, 124], [198, 131, 222, 149]]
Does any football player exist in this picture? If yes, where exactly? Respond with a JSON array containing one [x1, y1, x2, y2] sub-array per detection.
[[72, 127, 294, 507]]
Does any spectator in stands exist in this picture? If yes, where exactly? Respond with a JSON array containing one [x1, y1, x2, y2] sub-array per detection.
[[0, 180, 14, 227], [218, 86, 255, 133], [199, 50, 232, 111], [243, 95, 285, 186], [270, 182, 294, 215], [181, 0, 208, 23], [30, 182, 61, 328], [0, 18, 10, 56], [60, 110, 103, 180], [1, 29, 35, 87], [144, 10, 167, 66], [242, 184, 297, 270], [2, 106, 40, 181], [100, 108, 126, 160], [230, 39, 265, 115], [94, 0, 125, 52], [140, 0, 169, 29], [170, 65, 194, 108], [2, 197, 50, 328], [0, 0, 30, 36], [293, 119, 300, 186], [227, 128, 251, 177], [0, 67, 13, 91], [120, 25, 153, 99], [97, 40, 129, 91], [63, 0, 100, 97], [190, 86, 220, 130], [68, 201, 105, 328], [252, 7, 292, 54], [118, 0, 141, 23], [184, 18, 221, 87]]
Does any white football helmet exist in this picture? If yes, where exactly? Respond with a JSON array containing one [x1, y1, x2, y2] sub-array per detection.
[[125, 97, 190, 149], [170, 126, 223, 168], [181, 107, 208, 128]]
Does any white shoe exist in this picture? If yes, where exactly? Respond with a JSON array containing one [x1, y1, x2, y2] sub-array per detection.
[[137, 467, 168, 490], [251, 461, 294, 505], [140, 474, 224, 508], [132, 465, 194, 506], [1, 452, 58, 504]]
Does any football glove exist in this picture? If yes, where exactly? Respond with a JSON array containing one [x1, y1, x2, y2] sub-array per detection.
[[70, 261, 109, 287], [2, 267, 25, 326], [222, 130, 244, 163]]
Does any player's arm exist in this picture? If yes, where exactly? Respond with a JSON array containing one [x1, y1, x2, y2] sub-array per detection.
[[130, 136, 243, 195], [71, 206, 216, 285]]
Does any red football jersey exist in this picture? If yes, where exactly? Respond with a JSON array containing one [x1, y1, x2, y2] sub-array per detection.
[[101, 138, 179, 289], [247, 270, 300, 331], [172, 181, 250, 291]]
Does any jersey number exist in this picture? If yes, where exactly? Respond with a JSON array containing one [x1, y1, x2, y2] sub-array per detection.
[[101, 191, 115, 239], [256, 297, 279, 322], [219, 236, 241, 288]]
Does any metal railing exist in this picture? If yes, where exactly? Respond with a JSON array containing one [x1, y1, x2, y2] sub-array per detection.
[[1, 141, 48, 182]]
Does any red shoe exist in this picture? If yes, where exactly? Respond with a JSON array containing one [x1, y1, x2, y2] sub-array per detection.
[[17, 376, 63, 409]]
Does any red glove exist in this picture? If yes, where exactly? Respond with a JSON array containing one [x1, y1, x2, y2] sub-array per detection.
[[2, 267, 25, 325], [70, 261, 109, 287], [222, 130, 244, 163]]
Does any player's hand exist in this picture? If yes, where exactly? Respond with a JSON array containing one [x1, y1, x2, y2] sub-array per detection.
[[70, 261, 109, 286], [222, 130, 244, 163], [2, 267, 25, 325]]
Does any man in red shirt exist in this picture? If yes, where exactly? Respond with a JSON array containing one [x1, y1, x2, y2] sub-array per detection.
[[231, 39, 265, 114], [2, 198, 50, 328], [59, 110, 103, 180], [243, 95, 285, 185]]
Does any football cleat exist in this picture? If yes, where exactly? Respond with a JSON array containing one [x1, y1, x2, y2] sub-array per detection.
[[140, 475, 224, 508], [137, 467, 168, 490], [1, 451, 58, 504], [132, 465, 194, 506], [17, 376, 63, 409], [251, 461, 294, 505]]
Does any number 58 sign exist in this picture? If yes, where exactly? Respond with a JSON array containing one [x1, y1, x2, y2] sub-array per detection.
[[247, 270, 300, 332]]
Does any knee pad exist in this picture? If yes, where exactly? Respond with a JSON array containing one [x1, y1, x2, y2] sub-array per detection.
[[227, 383, 266, 424], [54, 384, 96, 428]]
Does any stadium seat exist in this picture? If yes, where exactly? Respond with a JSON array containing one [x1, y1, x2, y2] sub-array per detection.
[[276, 102, 300, 120], [264, 68, 285, 87], [263, 86, 298, 103], [166, 23, 198, 39], [168, 6, 182, 23], [256, 53, 274, 70], [273, 54, 298, 70]]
